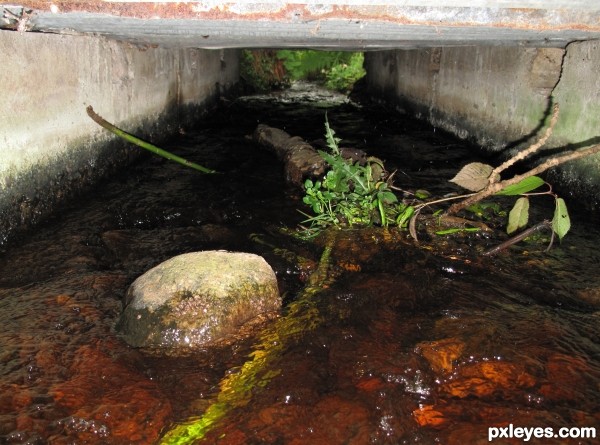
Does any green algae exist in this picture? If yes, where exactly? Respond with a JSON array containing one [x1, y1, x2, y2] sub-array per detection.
[[158, 232, 337, 444]]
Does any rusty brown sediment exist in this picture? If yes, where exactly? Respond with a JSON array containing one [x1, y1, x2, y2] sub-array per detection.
[[7, 2, 600, 32]]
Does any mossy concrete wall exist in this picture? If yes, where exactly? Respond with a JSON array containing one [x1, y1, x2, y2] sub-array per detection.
[[0, 31, 239, 248], [365, 41, 600, 208]]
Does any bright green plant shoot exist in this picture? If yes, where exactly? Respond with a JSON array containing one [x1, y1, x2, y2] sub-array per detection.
[[300, 118, 413, 237], [86, 106, 217, 174]]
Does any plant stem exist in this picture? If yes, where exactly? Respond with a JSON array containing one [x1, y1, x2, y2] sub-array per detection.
[[490, 103, 560, 179], [86, 106, 217, 174], [446, 143, 600, 215], [415, 192, 477, 211], [444, 100, 600, 215], [483, 220, 551, 256]]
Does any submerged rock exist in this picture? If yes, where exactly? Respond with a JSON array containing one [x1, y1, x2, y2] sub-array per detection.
[[116, 251, 280, 348]]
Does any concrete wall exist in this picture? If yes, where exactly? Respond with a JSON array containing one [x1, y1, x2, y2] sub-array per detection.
[[0, 31, 238, 248], [365, 41, 600, 208], [2, 25, 599, 247]]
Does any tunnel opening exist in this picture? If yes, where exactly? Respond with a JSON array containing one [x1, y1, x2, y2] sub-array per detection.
[[239, 49, 366, 94], [1, 2, 600, 444]]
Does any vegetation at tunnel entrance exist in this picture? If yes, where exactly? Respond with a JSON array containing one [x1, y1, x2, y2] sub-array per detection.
[[240, 49, 366, 93], [277, 50, 366, 92]]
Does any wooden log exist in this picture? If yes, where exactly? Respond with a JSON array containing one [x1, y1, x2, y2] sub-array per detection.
[[252, 124, 326, 188]]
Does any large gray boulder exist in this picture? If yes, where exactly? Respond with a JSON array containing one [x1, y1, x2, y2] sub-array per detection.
[[116, 251, 280, 348]]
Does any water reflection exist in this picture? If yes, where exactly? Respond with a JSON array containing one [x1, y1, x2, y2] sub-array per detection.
[[0, 85, 599, 444]]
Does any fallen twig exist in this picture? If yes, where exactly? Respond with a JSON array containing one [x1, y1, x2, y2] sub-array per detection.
[[445, 103, 600, 216], [490, 104, 560, 180]]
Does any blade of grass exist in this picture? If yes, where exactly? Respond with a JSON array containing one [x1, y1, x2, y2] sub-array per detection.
[[86, 106, 217, 174]]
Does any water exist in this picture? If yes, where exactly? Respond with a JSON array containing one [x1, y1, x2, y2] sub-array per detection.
[[1, 84, 599, 444]]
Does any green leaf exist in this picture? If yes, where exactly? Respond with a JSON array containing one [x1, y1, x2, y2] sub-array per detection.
[[321, 191, 336, 200], [414, 189, 431, 199], [377, 191, 398, 204], [507, 197, 529, 234], [87, 106, 217, 174], [377, 198, 387, 227], [324, 115, 341, 156], [552, 197, 571, 240], [496, 176, 545, 196], [435, 227, 481, 235], [318, 150, 338, 167], [396, 206, 414, 228]]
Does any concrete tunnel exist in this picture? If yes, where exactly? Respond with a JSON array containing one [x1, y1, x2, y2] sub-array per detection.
[[1, 1, 600, 247]]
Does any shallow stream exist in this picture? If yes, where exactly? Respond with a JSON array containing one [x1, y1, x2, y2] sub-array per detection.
[[1, 84, 599, 444]]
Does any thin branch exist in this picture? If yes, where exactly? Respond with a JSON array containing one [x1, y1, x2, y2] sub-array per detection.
[[524, 143, 600, 176], [446, 177, 515, 215], [483, 220, 551, 256], [490, 103, 560, 180], [415, 192, 477, 209], [447, 143, 600, 215]]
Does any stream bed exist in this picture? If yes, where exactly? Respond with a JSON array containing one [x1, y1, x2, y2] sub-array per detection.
[[1, 84, 599, 444]]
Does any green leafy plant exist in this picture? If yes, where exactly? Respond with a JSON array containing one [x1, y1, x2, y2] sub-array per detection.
[[447, 138, 571, 242], [299, 103, 597, 253], [240, 50, 366, 93], [277, 50, 366, 92], [277, 50, 336, 80], [300, 118, 411, 237], [325, 52, 366, 92]]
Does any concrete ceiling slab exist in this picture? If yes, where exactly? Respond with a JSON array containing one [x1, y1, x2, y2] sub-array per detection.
[[2, 1, 600, 49]]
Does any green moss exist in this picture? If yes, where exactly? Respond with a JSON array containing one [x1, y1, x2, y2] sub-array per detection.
[[117, 252, 280, 348], [158, 234, 337, 444]]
